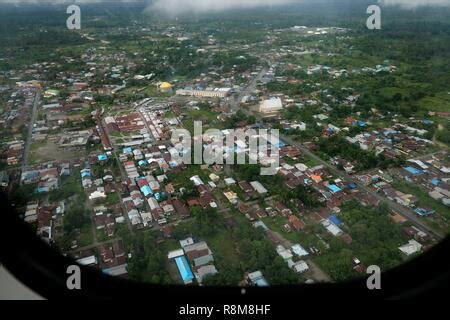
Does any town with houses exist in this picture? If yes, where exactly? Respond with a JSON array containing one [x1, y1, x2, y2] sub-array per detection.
[[1, 2, 450, 286]]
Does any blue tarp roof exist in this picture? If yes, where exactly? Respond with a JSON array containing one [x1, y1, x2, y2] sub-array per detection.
[[328, 184, 342, 193], [98, 154, 108, 161], [123, 147, 133, 154], [348, 183, 357, 189], [431, 178, 441, 186], [404, 166, 423, 175], [415, 208, 435, 216], [175, 256, 194, 283], [138, 160, 148, 166], [22, 171, 39, 180], [81, 170, 91, 178], [329, 214, 343, 225], [141, 185, 153, 197], [254, 278, 269, 287]]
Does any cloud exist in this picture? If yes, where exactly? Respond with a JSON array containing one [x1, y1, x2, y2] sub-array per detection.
[[0, 0, 295, 12], [0, 0, 139, 4], [146, 0, 295, 16], [378, 0, 450, 9], [3, 0, 450, 13]]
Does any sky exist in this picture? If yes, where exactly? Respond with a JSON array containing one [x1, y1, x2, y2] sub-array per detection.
[[147, 0, 294, 15], [379, 0, 450, 9], [1, 0, 450, 13]]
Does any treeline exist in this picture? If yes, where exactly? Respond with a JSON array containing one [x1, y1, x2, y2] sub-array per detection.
[[122, 232, 174, 285], [315, 201, 408, 281], [436, 122, 450, 145], [202, 223, 301, 286], [317, 136, 402, 171]]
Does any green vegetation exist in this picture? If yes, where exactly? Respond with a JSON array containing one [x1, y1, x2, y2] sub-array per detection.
[[315, 201, 408, 281], [317, 136, 403, 171], [124, 232, 174, 284], [63, 203, 91, 234], [392, 179, 450, 234], [170, 208, 300, 286], [279, 185, 321, 209], [49, 171, 85, 203], [436, 122, 450, 145], [104, 192, 120, 206]]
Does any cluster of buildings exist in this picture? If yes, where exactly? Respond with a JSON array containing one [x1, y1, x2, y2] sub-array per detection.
[[76, 240, 128, 277], [24, 200, 65, 244], [21, 164, 65, 192], [3, 140, 24, 166], [176, 87, 233, 98], [276, 244, 310, 274], [168, 238, 218, 285], [345, 125, 433, 158]]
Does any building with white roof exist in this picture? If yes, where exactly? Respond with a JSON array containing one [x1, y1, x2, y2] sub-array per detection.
[[259, 97, 283, 114], [291, 244, 309, 257], [250, 181, 268, 195], [321, 220, 343, 236], [292, 260, 309, 273], [399, 239, 422, 256]]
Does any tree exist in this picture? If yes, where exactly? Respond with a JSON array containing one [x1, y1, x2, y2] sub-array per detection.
[[191, 206, 222, 237], [63, 205, 89, 233]]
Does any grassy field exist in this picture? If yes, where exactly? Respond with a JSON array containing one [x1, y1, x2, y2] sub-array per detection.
[[171, 218, 241, 272], [261, 215, 323, 249], [79, 224, 94, 247], [183, 108, 223, 135], [167, 164, 209, 186], [418, 91, 450, 112], [301, 154, 322, 167]]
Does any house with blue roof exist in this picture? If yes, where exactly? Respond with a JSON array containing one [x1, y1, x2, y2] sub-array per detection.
[[431, 178, 441, 186], [329, 214, 343, 226], [414, 208, 435, 217], [140, 185, 153, 197], [123, 147, 133, 154], [357, 120, 367, 127], [328, 184, 342, 193], [169, 161, 178, 168], [138, 160, 148, 166], [175, 256, 194, 284], [404, 166, 423, 175], [347, 183, 357, 189], [81, 169, 91, 178]]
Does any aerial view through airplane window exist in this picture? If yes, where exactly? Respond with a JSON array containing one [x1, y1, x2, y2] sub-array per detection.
[[0, 0, 449, 301]]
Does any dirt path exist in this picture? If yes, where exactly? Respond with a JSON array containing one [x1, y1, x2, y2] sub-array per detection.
[[306, 259, 332, 283], [265, 229, 333, 283]]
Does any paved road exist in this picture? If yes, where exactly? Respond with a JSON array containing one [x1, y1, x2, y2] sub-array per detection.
[[22, 90, 41, 168], [230, 66, 269, 113], [100, 115, 135, 233]]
